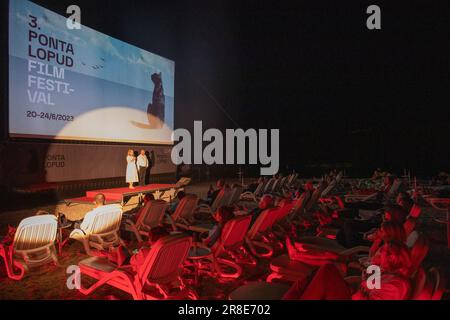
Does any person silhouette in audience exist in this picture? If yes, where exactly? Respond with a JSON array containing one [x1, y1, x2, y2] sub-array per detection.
[[283, 241, 412, 300], [249, 194, 274, 227], [74, 193, 106, 229], [202, 206, 235, 248]]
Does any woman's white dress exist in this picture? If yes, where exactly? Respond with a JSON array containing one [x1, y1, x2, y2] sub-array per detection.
[[126, 155, 139, 183]]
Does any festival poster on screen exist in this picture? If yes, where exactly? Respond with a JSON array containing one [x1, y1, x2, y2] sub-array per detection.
[[9, 0, 175, 144]]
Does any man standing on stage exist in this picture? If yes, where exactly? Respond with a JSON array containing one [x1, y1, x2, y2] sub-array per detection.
[[137, 149, 149, 186]]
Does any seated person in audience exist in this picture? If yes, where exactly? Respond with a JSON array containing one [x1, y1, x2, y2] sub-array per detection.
[[73, 193, 106, 229], [167, 191, 186, 214], [244, 177, 265, 193], [383, 205, 408, 225], [201, 179, 225, 205], [367, 221, 407, 257], [283, 241, 412, 300], [202, 206, 235, 248], [249, 194, 274, 227], [396, 192, 414, 213]]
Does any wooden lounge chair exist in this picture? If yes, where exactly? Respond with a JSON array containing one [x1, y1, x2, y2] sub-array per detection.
[[70, 204, 124, 255], [78, 234, 197, 300], [123, 200, 168, 242], [0, 215, 58, 280]]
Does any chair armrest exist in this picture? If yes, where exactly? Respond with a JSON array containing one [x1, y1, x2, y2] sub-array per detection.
[[69, 228, 87, 240]]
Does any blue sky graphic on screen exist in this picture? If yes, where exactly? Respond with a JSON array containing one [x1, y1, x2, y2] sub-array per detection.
[[9, 0, 175, 144]]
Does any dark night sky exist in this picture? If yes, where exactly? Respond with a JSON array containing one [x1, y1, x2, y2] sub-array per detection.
[[1, 0, 449, 176]]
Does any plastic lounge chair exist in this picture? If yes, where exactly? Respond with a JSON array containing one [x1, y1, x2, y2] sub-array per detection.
[[78, 234, 197, 300], [70, 204, 124, 255], [245, 207, 281, 258], [124, 200, 168, 242], [168, 195, 203, 231], [187, 215, 254, 280], [0, 215, 58, 279]]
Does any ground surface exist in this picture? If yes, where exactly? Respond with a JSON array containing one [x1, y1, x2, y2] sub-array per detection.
[[0, 180, 449, 300]]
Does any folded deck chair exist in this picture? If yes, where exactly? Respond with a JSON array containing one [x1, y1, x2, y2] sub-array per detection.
[[0, 215, 58, 279], [78, 234, 197, 300], [245, 207, 281, 258], [70, 204, 124, 255], [188, 215, 254, 280], [175, 177, 191, 189], [286, 173, 298, 188], [124, 200, 168, 242]]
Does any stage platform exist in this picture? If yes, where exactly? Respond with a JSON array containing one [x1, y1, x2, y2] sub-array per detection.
[[58, 183, 179, 221], [64, 183, 178, 205]]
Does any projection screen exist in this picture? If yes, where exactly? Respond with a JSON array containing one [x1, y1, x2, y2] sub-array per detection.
[[9, 0, 175, 144]]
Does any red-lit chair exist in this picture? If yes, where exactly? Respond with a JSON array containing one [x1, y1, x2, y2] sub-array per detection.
[[245, 207, 281, 258], [123, 200, 168, 242], [0, 215, 58, 280], [186, 215, 254, 281], [167, 194, 198, 230], [78, 234, 197, 300]]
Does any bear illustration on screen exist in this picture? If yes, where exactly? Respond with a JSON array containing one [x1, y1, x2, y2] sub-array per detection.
[[146, 72, 165, 129]]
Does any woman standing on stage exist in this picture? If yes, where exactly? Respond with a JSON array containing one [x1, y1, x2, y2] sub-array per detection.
[[126, 149, 139, 189]]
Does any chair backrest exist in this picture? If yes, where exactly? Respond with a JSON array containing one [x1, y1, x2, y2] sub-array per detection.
[[86, 205, 123, 235], [386, 179, 402, 200], [287, 173, 298, 187], [253, 181, 265, 197], [263, 178, 276, 193], [335, 171, 343, 183], [287, 193, 310, 222], [305, 187, 323, 212], [429, 268, 445, 300], [320, 181, 336, 198], [138, 234, 192, 284], [211, 187, 232, 212], [278, 176, 288, 190], [270, 178, 282, 193], [247, 207, 279, 239], [408, 233, 429, 274], [227, 185, 244, 206], [136, 200, 168, 231], [171, 194, 198, 222], [14, 215, 57, 251], [218, 215, 252, 252]]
